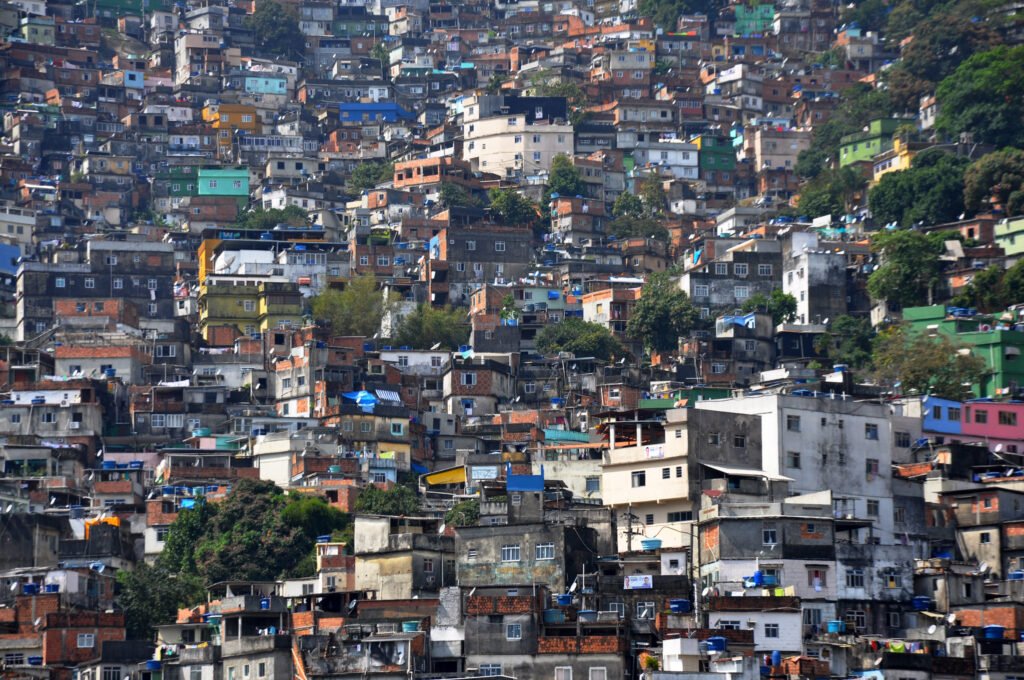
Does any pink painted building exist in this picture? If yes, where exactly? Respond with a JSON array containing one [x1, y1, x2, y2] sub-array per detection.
[[962, 400, 1024, 454]]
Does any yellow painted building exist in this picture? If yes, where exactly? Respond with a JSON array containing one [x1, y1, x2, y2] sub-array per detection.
[[201, 103, 259, 149], [198, 275, 302, 342], [871, 137, 925, 185]]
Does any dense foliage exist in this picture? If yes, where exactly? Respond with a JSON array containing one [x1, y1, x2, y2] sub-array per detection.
[[867, 230, 948, 307], [311, 276, 397, 337], [535, 317, 625, 361], [626, 272, 698, 353], [868, 150, 969, 227], [393, 305, 470, 350], [872, 325, 987, 399]]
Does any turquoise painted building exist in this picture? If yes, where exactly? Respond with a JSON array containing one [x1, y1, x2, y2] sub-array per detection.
[[226, 71, 288, 96], [197, 168, 250, 206], [734, 3, 775, 36]]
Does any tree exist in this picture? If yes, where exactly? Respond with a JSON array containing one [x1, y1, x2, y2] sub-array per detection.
[[245, 0, 303, 59], [354, 484, 420, 516], [191, 480, 323, 583], [438, 182, 476, 208], [349, 162, 394, 192], [159, 501, 213, 574], [489, 188, 539, 228], [236, 206, 307, 230], [872, 325, 987, 399], [627, 272, 698, 353], [840, 0, 889, 32], [638, 176, 668, 216], [393, 305, 470, 350], [963, 148, 1024, 216], [867, 229, 946, 307], [547, 154, 585, 198], [444, 499, 480, 527], [609, 215, 669, 241], [741, 290, 797, 324], [868, 149, 969, 227], [813, 315, 875, 369], [612, 192, 644, 218], [311, 276, 396, 338], [1003, 259, 1024, 304], [950, 264, 1009, 312], [797, 166, 863, 218], [889, 12, 1001, 109], [535, 317, 625, 361], [936, 45, 1024, 148], [117, 562, 204, 641]]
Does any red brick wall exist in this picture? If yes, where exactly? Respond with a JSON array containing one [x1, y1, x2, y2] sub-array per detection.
[[537, 636, 624, 654], [465, 596, 535, 615], [42, 612, 125, 665]]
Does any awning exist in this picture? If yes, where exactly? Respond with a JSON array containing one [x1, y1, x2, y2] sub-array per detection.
[[375, 389, 402, 403], [701, 463, 793, 482]]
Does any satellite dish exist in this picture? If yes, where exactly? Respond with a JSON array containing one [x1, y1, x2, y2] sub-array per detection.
[[995, 444, 1004, 452], [979, 562, 990, 574], [49, 497, 56, 506], [9, 582, 19, 592], [33, 618, 42, 628], [927, 624, 937, 634], [702, 586, 713, 597], [347, 599, 358, 611], [822, 317, 829, 325], [874, 658, 883, 667], [947, 613, 957, 624], [568, 581, 578, 593], [431, 343, 441, 350]]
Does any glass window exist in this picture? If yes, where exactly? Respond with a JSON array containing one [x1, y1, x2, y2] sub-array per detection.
[[535, 543, 555, 560], [501, 544, 521, 562]]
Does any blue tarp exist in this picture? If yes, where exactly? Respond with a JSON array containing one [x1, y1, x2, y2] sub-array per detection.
[[411, 462, 429, 475]]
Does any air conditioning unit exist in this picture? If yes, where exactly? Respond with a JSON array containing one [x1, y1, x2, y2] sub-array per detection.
[[376, 623, 396, 634], [68, 422, 80, 430]]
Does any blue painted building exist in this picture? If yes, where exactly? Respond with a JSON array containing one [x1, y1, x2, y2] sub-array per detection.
[[922, 396, 962, 436], [338, 102, 414, 124]]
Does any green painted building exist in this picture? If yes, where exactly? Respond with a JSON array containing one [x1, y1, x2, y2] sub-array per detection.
[[995, 216, 1024, 264], [692, 134, 736, 172], [904, 305, 1024, 398], [733, 3, 775, 36], [838, 118, 906, 167]]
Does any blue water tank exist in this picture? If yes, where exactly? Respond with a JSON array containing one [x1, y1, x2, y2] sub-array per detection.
[[259, 598, 271, 610], [669, 599, 691, 614], [706, 636, 727, 652]]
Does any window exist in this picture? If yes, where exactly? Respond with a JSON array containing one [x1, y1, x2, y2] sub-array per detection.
[[479, 665, 502, 677], [377, 256, 390, 267], [536, 542, 555, 560], [734, 263, 748, 276], [85, 278, 95, 289], [866, 458, 879, 478], [103, 667, 121, 680], [148, 278, 158, 290], [694, 284, 709, 297], [589, 669, 608, 680], [762, 528, 777, 545], [667, 511, 692, 522], [758, 264, 773, 277], [895, 431, 911, 448], [113, 278, 123, 289], [636, 602, 655, 619], [506, 623, 522, 640], [41, 412, 56, 424], [715, 262, 728, 275], [555, 668, 573, 680], [645, 514, 654, 525], [243, 665, 250, 679], [867, 500, 879, 516], [846, 568, 865, 588], [807, 568, 827, 588], [717, 620, 742, 630], [631, 471, 646, 487], [461, 372, 477, 386], [865, 423, 879, 440], [495, 241, 506, 252], [786, 415, 800, 432], [676, 466, 683, 477], [733, 434, 746, 448], [949, 407, 961, 421], [1000, 411, 1018, 426], [105, 255, 117, 266], [662, 467, 671, 479], [55, 277, 66, 288], [360, 421, 372, 433], [787, 451, 801, 468], [501, 544, 521, 561], [708, 432, 721, 446], [257, 663, 266, 678], [888, 612, 901, 628], [585, 476, 600, 493], [77, 634, 95, 648], [390, 423, 404, 436], [975, 409, 988, 424], [10, 413, 20, 423], [735, 285, 750, 300], [844, 609, 866, 631], [980, 532, 991, 544], [764, 623, 780, 638]]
